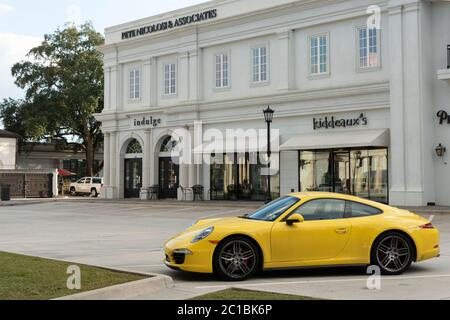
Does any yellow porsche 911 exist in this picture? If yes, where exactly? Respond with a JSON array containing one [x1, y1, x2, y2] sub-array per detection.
[[163, 192, 440, 281]]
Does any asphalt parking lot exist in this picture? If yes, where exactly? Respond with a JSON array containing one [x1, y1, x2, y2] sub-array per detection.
[[0, 200, 449, 300]]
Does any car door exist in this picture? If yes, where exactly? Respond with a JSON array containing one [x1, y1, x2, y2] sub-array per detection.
[[82, 178, 91, 193], [75, 178, 86, 192], [271, 198, 351, 262]]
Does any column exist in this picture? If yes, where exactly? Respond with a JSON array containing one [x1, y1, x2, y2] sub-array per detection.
[[277, 29, 295, 91], [189, 49, 199, 101], [110, 65, 118, 111], [179, 52, 190, 101], [101, 133, 111, 199], [388, 0, 428, 206], [104, 67, 111, 110], [388, 4, 406, 205], [149, 129, 156, 186], [188, 126, 196, 188], [143, 58, 152, 107], [150, 57, 158, 107], [402, 1, 425, 205], [109, 132, 117, 199], [140, 130, 152, 200]]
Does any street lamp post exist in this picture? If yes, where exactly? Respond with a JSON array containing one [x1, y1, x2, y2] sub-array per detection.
[[263, 105, 274, 203]]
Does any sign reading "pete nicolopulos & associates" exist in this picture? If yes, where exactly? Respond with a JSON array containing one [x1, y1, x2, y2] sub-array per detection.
[[122, 9, 218, 40]]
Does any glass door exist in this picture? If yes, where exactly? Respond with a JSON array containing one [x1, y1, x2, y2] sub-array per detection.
[[159, 157, 179, 199], [124, 158, 142, 198]]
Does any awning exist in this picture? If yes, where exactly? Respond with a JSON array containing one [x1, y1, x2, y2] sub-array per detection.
[[57, 169, 76, 176], [280, 129, 389, 151]]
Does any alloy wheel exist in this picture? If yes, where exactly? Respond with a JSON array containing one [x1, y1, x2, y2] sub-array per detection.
[[376, 235, 411, 273], [218, 240, 257, 280]]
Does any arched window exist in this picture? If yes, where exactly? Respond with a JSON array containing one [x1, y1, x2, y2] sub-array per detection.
[[160, 136, 178, 152], [126, 139, 143, 154]]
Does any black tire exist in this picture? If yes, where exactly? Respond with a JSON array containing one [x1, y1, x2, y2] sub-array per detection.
[[371, 231, 414, 275], [90, 188, 98, 197], [213, 236, 260, 281], [70, 187, 77, 196]]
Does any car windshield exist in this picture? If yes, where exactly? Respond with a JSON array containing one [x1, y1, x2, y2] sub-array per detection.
[[244, 196, 299, 221]]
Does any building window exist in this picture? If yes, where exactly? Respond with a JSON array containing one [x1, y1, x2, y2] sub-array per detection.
[[210, 152, 280, 201], [215, 53, 229, 88], [129, 69, 140, 100], [299, 148, 388, 204], [252, 46, 268, 83], [310, 34, 328, 75], [358, 27, 379, 69], [160, 136, 178, 153], [126, 139, 143, 154], [164, 63, 176, 95]]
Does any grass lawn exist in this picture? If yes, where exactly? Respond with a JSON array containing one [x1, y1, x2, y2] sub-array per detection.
[[0, 251, 147, 300], [191, 288, 320, 300]]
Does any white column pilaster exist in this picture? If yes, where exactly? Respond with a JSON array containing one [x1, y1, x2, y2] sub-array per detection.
[[277, 29, 295, 91], [109, 132, 118, 199], [104, 67, 111, 110], [179, 52, 190, 101], [110, 66, 118, 111]]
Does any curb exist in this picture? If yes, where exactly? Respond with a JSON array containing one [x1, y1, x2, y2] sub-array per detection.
[[55, 272, 174, 300], [1, 198, 263, 209]]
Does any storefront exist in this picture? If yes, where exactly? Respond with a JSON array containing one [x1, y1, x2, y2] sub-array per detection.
[[96, 0, 450, 206], [209, 152, 280, 201]]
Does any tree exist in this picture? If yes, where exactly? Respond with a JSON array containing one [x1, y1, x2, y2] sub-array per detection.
[[0, 22, 104, 176]]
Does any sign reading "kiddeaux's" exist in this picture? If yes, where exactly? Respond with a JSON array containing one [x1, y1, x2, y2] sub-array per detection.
[[313, 113, 368, 130], [122, 9, 218, 40]]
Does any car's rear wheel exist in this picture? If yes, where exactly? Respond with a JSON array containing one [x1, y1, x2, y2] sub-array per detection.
[[213, 236, 259, 281], [371, 232, 413, 275], [90, 188, 98, 197], [70, 187, 77, 196]]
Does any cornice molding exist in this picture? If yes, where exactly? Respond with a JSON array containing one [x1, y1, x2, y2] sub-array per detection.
[[95, 81, 390, 126]]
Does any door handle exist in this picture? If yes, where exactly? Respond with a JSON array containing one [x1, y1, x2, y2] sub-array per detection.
[[335, 228, 348, 234]]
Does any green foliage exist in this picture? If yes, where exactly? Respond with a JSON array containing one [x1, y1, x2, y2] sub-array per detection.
[[0, 251, 146, 300], [0, 22, 105, 175]]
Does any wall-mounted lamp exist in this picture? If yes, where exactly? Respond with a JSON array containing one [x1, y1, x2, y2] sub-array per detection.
[[435, 143, 446, 157]]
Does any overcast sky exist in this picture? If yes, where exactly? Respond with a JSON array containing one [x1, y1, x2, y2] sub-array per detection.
[[0, 0, 208, 101]]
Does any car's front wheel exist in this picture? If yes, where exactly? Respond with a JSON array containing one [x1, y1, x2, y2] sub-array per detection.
[[213, 236, 260, 281], [371, 232, 414, 275], [70, 187, 77, 196]]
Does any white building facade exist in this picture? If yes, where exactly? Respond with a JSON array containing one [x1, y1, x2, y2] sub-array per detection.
[[95, 0, 450, 206]]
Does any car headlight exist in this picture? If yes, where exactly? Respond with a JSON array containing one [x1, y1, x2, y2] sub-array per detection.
[[191, 226, 214, 243]]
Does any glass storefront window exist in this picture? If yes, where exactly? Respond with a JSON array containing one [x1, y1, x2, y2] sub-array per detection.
[[210, 152, 280, 201], [300, 148, 388, 204], [368, 149, 388, 204], [299, 151, 332, 192], [350, 150, 369, 199]]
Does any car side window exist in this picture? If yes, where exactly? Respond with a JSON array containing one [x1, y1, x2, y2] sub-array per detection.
[[93, 178, 101, 184], [85, 178, 91, 184], [293, 199, 346, 221], [78, 178, 86, 184], [347, 201, 382, 217]]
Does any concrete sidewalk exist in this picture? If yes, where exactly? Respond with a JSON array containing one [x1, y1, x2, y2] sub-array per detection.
[[2, 197, 450, 214], [0, 197, 264, 209]]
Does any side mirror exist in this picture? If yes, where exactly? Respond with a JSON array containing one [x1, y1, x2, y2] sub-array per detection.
[[286, 213, 304, 226]]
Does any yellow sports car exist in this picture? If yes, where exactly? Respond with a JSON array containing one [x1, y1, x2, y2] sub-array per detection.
[[164, 192, 440, 281]]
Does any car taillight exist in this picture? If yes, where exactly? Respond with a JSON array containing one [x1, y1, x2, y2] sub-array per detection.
[[419, 223, 434, 229]]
